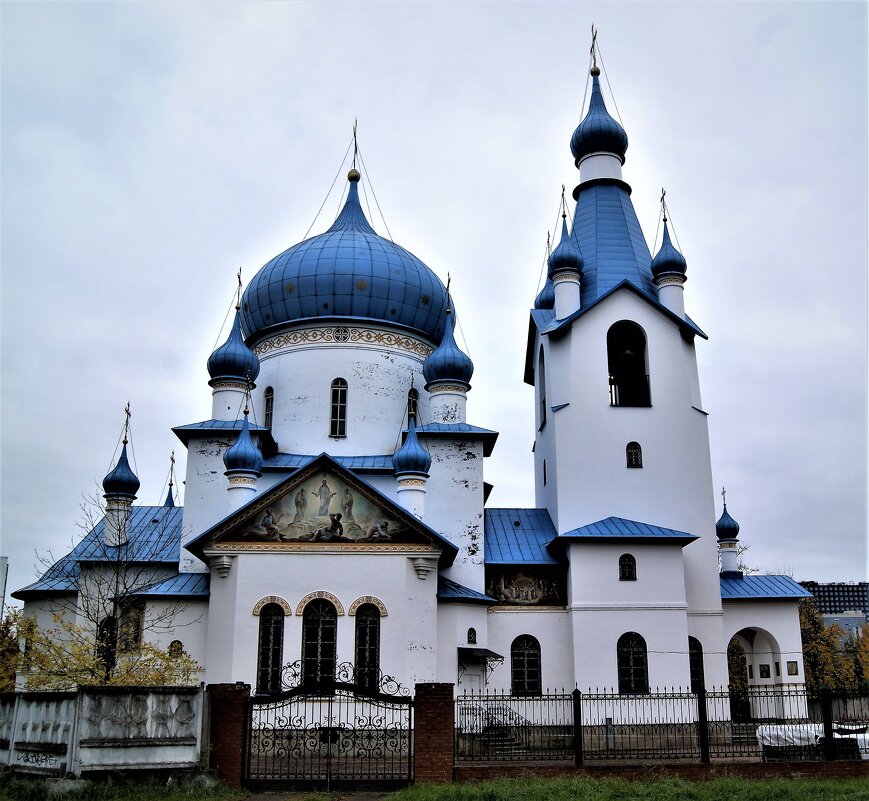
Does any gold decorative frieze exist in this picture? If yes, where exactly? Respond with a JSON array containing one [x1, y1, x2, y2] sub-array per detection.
[[552, 272, 580, 284], [296, 590, 345, 616], [252, 595, 292, 616], [254, 326, 434, 359], [428, 383, 468, 394], [398, 478, 426, 489], [348, 596, 389, 617]]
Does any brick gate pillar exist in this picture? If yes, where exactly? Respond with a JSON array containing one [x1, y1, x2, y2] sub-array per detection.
[[206, 682, 250, 788], [414, 682, 454, 784]]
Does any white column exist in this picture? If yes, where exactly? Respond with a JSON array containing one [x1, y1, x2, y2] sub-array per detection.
[[211, 381, 247, 421], [396, 476, 427, 520], [553, 272, 581, 320], [427, 383, 468, 424], [656, 276, 686, 318]]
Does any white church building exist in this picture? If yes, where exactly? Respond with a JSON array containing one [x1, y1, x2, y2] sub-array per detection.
[[15, 55, 809, 698]]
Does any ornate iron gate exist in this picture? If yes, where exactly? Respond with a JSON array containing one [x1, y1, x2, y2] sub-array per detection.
[[245, 662, 413, 790]]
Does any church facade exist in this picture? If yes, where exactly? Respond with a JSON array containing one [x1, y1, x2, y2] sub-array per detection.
[[16, 57, 809, 698]]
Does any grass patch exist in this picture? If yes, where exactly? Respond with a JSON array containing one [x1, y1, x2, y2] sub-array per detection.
[[0, 775, 244, 801], [386, 776, 869, 801]]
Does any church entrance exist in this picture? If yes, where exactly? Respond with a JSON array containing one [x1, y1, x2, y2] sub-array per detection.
[[245, 661, 413, 790]]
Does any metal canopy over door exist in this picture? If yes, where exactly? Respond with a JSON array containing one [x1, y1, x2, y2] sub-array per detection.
[[246, 662, 413, 790]]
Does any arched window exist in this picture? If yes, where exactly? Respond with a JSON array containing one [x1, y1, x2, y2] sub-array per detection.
[[263, 386, 274, 430], [96, 617, 117, 677], [168, 640, 183, 658], [354, 603, 380, 691], [626, 441, 643, 468], [689, 637, 705, 692], [302, 599, 337, 686], [256, 603, 285, 694], [619, 553, 637, 581], [617, 632, 649, 694], [511, 635, 542, 696], [467, 628, 477, 645], [607, 322, 651, 407], [330, 378, 348, 437], [118, 606, 142, 651], [537, 349, 547, 429]]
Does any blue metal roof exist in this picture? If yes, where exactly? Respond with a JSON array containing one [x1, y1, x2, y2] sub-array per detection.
[[13, 506, 183, 600], [262, 453, 392, 472], [241, 177, 449, 344], [173, 418, 275, 448], [414, 423, 499, 457], [558, 516, 698, 545], [572, 182, 655, 305], [720, 575, 812, 601], [437, 576, 496, 604], [139, 572, 210, 598], [484, 508, 560, 565]]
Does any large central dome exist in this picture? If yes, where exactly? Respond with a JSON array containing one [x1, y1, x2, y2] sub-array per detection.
[[241, 173, 449, 344]]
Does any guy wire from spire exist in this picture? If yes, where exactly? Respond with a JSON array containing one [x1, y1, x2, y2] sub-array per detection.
[[356, 147, 394, 242], [212, 276, 242, 351], [595, 39, 625, 126], [534, 230, 551, 297], [302, 135, 354, 241]]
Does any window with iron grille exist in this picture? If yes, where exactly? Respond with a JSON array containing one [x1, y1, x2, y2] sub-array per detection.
[[689, 636, 705, 692], [354, 603, 380, 690], [617, 632, 649, 694], [256, 603, 285, 694], [302, 598, 337, 686], [263, 386, 274, 430], [467, 627, 477, 645], [619, 553, 637, 581], [330, 379, 348, 437], [511, 634, 542, 695], [626, 441, 642, 468]]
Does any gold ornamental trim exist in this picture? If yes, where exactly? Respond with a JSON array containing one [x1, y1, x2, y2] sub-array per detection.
[[428, 383, 468, 394], [552, 272, 580, 284], [210, 541, 440, 555], [398, 478, 426, 489], [252, 595, 292, 616], [656, 274, 686, 288], [296, 590, 345, 616], [254, 326, 434, 359], [348, 596, 389, 617]]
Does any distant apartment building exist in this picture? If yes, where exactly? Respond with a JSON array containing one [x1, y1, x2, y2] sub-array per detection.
[[799, 581, 869, 636]]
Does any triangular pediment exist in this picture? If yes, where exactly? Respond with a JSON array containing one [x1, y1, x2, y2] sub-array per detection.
[[186, 454, 457, 562]]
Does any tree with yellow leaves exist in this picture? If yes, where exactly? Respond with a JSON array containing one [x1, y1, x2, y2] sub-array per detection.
[[798, 599, 856, 693]]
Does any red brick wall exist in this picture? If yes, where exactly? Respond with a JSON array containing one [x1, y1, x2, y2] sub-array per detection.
[[206, 682, 250, 788], [414, 682, 455, 784]]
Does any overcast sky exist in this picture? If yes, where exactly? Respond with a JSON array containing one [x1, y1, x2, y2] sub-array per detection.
[[2, 1, 867, 602]]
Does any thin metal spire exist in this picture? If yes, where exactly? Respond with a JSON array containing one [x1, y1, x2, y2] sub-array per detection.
[[236, 268, 242, 310], [660, 187, 668, 222], [122, 402, 131, 445], [590, 25, 598, 71], [352, 119, 358, 170], [721, 486, 727, 509]]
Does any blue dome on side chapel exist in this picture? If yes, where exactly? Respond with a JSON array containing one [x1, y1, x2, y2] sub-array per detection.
[[207, 310, 260, 385], [716, 505, 740, 540], [570, 70, 629, 166], [422, 308, 474, 386], [548, 216, 584, 278], [223, 411, 263, 474], [240, 172, 449, 344], [393, 415, 432, 477], [651, 220, 688, 279], [103, 443, 140, 498], [534, 277, 555, 310]]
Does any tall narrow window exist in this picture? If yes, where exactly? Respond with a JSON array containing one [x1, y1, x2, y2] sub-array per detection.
[[354, 603, 380, 691], [618, 553, 637, 581], [537, 349, 547, 429], [263, 386, 274, 430], [256, 603, 285, 694], [689, 637, 705, 692], [302, 599, 337, 686], [96, 617, 117, 678], [330, 378, 348, 437], [617, 632, 649, 694], [607, 321, 651, 407], [511, 635, 542, 695], [467, 628, 477, 645], [118, 606, 142, 651], [626, 441, 643, 468]]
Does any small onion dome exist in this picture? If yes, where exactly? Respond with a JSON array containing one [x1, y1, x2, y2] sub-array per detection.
[[547, 216, 584, 278], [207, 310, 260, 385], [163, 485, 175, 508], [223, 411, 263, 474], [103, 443, 140, 498], [651, 221, 687, 280], [534, 276, 555, 310], [392, 414, 432, 477], [423, 308, 474, 386], [570, 72, 629, 166], [716, 505, 740, 540]]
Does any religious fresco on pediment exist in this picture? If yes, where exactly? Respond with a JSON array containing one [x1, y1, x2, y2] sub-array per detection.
[[227, 471, 426, 546], [485, 566, 566, 606]]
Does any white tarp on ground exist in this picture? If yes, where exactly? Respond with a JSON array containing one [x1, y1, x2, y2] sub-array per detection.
[[756, 723, 869, 759]]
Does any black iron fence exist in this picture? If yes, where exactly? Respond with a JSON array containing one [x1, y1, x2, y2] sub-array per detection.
[[455, 686, 869, 764]]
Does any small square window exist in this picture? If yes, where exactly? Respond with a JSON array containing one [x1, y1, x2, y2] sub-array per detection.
[[759, 664, 771, 679], [787, 661, 799, 676]]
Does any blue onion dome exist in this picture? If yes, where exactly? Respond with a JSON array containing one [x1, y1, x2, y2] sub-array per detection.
[[240, 171, 450, 344], [207, 309, 260, 385], [223, 411, 263, 474], [651, 221, 687, 279], [716, 505, 740, 540], [570, 69, 629, 166], [547, 216, 584, 278], [103, 443, 140, 498], [534, 276, 555, 310], [422, 307, 474, 386], [393, 414, 432, 476]]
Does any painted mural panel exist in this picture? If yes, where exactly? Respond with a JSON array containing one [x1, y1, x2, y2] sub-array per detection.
[[485, 566, 566, 606], [229, 470, 425, 545]]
